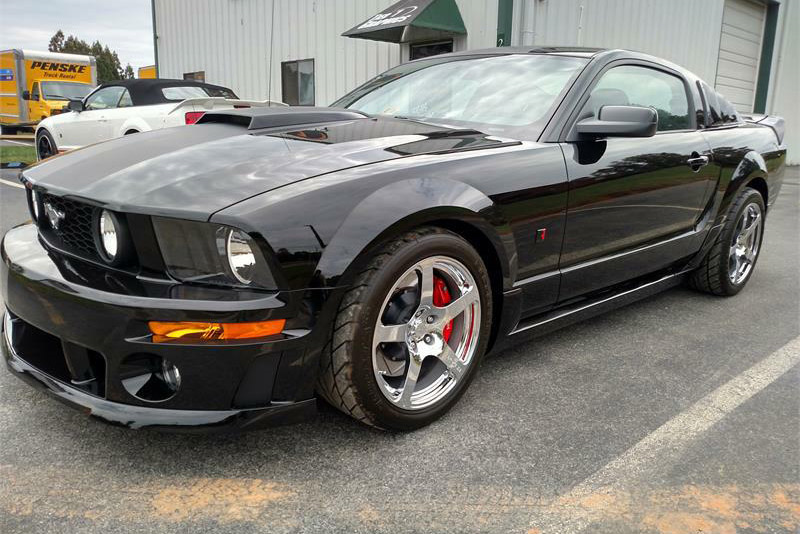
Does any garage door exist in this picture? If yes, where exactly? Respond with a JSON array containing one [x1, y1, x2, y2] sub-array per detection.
[[715, 0, 766, 112]]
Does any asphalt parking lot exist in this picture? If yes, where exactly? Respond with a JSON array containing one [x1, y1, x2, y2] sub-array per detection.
[[0, 166, 797, 534]]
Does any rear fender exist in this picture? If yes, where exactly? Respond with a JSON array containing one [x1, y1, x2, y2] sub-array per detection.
[[117, 117, 151, 137], [714, 150, 768, 226], [315, 177, 514, 289]]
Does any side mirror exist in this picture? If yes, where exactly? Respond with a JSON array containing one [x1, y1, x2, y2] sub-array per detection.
[[576, 105, 658, 138], [67, 99, 84, 112], [22, 90, 30, 101]]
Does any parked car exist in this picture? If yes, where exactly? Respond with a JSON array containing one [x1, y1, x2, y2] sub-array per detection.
[[3, 48, 786, 432], [34, 79, 285, 160]]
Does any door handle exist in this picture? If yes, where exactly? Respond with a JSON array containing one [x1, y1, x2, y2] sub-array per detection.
[[687, 153, 709, 171]]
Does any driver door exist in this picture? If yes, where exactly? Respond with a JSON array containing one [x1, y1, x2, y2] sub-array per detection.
[[27, 82, 47, 122], [558, 64, 717, 300], [59, 86, 125, 147]]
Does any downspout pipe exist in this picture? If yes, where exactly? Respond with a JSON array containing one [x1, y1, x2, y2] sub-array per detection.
[[151, 0, 159, 77], [520, 0, 537, 46]]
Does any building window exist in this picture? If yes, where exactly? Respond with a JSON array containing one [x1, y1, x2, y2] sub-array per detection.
[[410, 41, 454, 61], [281, 59, 315, 106], [183, 71, 205, 82]]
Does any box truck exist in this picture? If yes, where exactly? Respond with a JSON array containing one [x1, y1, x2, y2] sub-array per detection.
[[138, 65, 156, 79], [0, 49, 97, 131]]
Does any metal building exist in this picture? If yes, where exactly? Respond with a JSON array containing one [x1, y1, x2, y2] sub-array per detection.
[[152, 0, 797, 160]]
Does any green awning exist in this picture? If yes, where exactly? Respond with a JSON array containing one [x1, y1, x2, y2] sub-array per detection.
[[342, 0, 467, 44]]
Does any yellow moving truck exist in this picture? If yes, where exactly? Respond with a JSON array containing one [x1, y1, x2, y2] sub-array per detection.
[[0, 49, 97, 130], [138, 65, 156, 79]]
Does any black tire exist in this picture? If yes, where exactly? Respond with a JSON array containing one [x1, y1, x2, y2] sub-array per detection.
[[690, 187, 766, 296], [36, 129, 57, 160], [316, 227, 493, 430]]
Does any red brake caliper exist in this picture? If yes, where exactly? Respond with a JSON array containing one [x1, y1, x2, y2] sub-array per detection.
[[433, 276, 454, 343]]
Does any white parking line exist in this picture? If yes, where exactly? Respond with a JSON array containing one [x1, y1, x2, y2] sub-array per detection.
[[531, 334, 800, 533], [2, 139, 33, 146], [0, 177, 24, 189]]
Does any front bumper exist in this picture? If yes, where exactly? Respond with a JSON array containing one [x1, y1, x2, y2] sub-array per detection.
[[1, 224, 325, 432]]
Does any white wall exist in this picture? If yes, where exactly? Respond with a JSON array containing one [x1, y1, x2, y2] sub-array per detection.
[[512, 0, 725, 83], [155, 0, 499, 106], [768, 0, 798, 164]]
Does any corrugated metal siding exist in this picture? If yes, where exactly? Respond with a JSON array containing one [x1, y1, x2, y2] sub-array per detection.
[[155, 0, 402, 105], [715, 0, 766, 112], [514, 0, 726, 83], [155, 0, 498, 106]]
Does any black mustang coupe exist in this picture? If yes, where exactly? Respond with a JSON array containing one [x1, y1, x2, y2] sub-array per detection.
[[2, 48, 786, 431]]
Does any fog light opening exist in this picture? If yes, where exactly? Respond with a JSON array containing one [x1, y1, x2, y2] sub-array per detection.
[[120, 354, 181, 402]]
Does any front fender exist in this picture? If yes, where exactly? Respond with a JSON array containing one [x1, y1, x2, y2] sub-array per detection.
[[315, 177, 513, 288]]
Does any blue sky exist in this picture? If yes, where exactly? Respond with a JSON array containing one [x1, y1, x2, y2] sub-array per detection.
[[0, 0, 155, 69]]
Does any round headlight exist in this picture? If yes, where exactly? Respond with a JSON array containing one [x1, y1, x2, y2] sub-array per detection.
[[99, 210, 119, 260], [226, 229, 257, 284]]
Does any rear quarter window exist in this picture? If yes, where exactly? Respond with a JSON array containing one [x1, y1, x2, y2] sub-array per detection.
[[700, 82, 741, 127], [161, 85, 238, 101], [161, 86, 211, 101]]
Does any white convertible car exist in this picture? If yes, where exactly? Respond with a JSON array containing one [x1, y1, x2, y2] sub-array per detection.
[[35, 79, 285, 160]]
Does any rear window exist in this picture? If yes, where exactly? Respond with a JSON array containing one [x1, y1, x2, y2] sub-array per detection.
[[700, 82, 740, 127], [161, 86, 236, 101]]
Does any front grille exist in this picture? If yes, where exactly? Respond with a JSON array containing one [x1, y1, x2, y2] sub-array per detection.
[[39, 193, 101, 261]]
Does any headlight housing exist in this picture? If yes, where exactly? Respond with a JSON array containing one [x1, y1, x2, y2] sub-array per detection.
[[152, 217, 277, 289], [30, 190, 40, 221], [98, 210, 119, 260]]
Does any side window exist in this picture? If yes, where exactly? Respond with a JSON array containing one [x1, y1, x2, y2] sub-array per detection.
[[31, 82, 40, 101], [84, 87, 125, 110], [586, 65, 691, 131], [118, 89, 133, 108]]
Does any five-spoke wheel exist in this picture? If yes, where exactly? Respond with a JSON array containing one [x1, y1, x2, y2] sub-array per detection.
[[317, 227, 492, 430], [691, 186, 766, 296], [372, 256, 481, 411], [728, 203, 762, 285]]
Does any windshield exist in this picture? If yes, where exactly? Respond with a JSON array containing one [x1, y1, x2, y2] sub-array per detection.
[[42, 81, 93, 101], [335, 54, 588, 138]]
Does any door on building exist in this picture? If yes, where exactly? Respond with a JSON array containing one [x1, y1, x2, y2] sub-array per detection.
[[715, 0, 767, 113], [558, 63, 717, 300]]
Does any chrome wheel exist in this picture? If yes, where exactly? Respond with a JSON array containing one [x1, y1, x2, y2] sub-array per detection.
[[728, 202, 762, 285], [37, 134, 55, 160], [372, 256, 481, 411]]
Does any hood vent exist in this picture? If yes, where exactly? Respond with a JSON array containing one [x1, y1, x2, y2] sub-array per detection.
[[197, 107, 368, 131]]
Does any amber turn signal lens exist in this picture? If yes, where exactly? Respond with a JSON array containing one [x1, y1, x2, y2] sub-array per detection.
[[149, 320, 285, 342]]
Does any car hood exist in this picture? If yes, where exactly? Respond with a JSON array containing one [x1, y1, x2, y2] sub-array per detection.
[[23, 114, 511, 220]]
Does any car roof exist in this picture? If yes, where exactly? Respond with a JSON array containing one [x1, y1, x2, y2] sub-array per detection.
[[420, 46, 700, 82], [445, 46, 608, 58], [94, 79, 237, 106]]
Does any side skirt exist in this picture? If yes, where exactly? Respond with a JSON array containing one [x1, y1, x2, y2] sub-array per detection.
[[507, 270, 689, 342]]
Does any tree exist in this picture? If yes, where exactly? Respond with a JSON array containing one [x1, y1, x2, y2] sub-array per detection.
[[123, 64, 135, 79], [48, 30, 126, 83]]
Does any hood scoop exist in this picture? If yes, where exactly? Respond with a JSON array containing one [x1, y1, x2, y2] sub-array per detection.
[[197, 107, 369, 130]]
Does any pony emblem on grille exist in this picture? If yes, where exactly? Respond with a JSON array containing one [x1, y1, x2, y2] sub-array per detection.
[[43, 202, 66, 230]]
